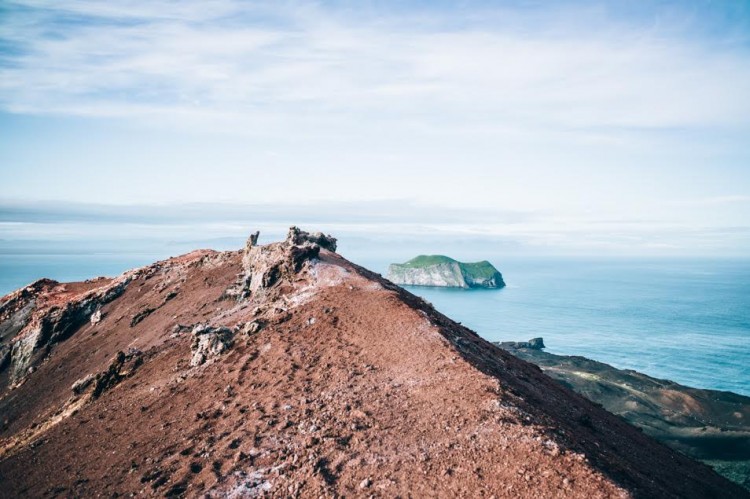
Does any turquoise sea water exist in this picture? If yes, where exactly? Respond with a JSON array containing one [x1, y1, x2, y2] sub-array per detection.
[[0, 253, 165, 294], [1, 252, 749, 396]]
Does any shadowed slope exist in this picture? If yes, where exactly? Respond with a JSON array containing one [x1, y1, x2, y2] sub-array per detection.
[[497, 341, 750, 490]]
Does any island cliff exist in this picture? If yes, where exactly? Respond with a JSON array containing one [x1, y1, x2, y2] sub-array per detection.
[[0, 229, 745, 497], [387, 255, 505, 288]]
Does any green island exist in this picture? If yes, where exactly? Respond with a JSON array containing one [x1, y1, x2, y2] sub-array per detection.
[[387, 255, 505, 288]]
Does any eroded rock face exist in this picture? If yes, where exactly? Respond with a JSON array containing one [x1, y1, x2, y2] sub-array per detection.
[[0, 254, 208, 389], [388, 261, 467, 287], [231, 226, 337, 300], [0, 279, 57, 345], [3, 278, 131, 385]]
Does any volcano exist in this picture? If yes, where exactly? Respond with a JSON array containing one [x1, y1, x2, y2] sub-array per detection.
[[0, 228, 745, 497]]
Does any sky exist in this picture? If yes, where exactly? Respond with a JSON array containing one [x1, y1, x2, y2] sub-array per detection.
[[1, 0, 750, 257]]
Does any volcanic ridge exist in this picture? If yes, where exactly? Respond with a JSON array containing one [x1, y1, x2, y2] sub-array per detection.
[[0, 228, 746, 498]]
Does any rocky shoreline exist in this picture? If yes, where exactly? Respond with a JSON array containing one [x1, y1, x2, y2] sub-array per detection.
[[496, 338, 750, 490]]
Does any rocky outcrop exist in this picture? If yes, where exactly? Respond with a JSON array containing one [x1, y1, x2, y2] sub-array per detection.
[[0, 279, 57, 346], [498, 337, 545, 350], [228, 226, 337, 300], [286, 226, 337, 252], [190, 324, 234, 366], [2, 277, 131, 385], [387, 255, 505, 288], [89, 349, 144, 399], [0, 252, 218, 389]]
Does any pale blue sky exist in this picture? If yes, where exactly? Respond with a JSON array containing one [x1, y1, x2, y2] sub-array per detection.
[[1, 1, 749, 255]]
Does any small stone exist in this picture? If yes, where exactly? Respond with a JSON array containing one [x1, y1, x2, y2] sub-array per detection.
[[359, 478, 371, 489], [241, 320, 264, 335], [90, 309, 102, 325], [71, 374, 95, 394]]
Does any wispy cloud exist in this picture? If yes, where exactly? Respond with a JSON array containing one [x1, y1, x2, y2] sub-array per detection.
[[1, 199, 748, 257], [1, 1, 749, 253], [2, 0, 750, 141], [675, 195, 750, 206], [0, 199, 537, 225]]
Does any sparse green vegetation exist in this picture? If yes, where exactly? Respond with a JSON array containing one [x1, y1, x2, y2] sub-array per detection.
[[397, 255, 498, 279], [461, 260, 500, 280], [399, 255, 457, 267]]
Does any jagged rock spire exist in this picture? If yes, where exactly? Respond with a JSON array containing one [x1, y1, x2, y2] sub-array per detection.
[[286, 226, 337, 252]]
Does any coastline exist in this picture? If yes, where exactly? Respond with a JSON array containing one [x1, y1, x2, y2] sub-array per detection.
[[498, 340, 750, 490]]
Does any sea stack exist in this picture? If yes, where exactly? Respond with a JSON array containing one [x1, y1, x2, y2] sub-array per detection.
[[387, 255, 505, 288]]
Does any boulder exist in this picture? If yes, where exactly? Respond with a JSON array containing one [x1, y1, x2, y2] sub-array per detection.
[[90, 309, 102, 325], [498, 337, 546, 350], [286, 226, 337, 252], [190, 324, 234, 366]]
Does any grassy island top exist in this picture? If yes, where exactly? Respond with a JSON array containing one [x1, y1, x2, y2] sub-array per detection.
[[394, 255, 500, 279]]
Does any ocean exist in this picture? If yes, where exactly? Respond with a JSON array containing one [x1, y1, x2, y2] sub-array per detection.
[[2, 251, 749, 396]]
